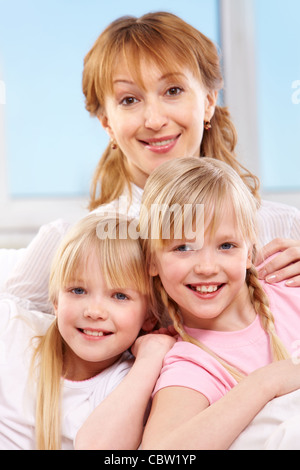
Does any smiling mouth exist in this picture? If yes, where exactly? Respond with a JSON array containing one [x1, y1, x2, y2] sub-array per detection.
[[188, 284, 224, 294], [140, 134, 180, 147], [78, 329, 112, 337]]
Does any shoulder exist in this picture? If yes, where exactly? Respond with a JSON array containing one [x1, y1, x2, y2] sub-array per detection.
[[154, 341, 236, 405], [90, 183, 143, 219], [260, 199, 299, 216], [258, 200, 300, 245], [260, 279, 300, 332], [88, 352, 134, 404], [256, 279, 300, 370], [261, 278, 300, 306], [28, 218, 71, 244], [39, 218, 71, 234]]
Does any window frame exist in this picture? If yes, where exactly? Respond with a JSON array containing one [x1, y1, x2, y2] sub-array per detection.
[[220, 0, 300, 210]]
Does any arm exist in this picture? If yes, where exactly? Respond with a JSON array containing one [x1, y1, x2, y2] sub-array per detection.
[[256, 238, 300, 287], [3, 219, 70, 313], [0, 248, 25, 291], [142, 359, 300, 450], [75, 333, 175, 450]]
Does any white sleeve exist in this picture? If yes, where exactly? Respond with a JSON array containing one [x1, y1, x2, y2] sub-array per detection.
[[0, 248, 25, 291], [257, 200, 300, 247], [2, 219, 70, 314], [290, 209, 300, 241]]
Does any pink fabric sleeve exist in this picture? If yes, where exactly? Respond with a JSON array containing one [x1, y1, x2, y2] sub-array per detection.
[[153, 342, 237, 405]]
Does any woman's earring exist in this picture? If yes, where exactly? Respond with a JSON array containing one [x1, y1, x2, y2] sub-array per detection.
[[111, 139, 118, 150], [204, 121, 212, 131]]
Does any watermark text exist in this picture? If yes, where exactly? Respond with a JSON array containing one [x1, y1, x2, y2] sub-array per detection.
[[95, 200, 204, 248]]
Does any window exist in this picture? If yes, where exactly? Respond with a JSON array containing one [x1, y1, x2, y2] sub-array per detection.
[[221, 0, 300, 208], [254, 0, 300, 193]]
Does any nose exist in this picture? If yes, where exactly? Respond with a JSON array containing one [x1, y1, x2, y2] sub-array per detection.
[[144, 98, 168, 131], [193, 249, 219, 276], [83, 299, 108, 321]]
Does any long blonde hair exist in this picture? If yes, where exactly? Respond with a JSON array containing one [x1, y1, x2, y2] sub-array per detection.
[[82, 12, 260, 210], [32, 213, 156, 449], [140, 157, 289, 382]]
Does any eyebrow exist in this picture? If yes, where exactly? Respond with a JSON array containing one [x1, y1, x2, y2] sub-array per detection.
[[160, 72, 186, 80]]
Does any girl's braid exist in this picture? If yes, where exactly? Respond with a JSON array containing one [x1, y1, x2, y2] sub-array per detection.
[[246, 265, 289, 361]]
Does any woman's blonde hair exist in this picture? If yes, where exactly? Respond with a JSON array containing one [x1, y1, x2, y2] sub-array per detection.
[[32, 213, 156, 449], [140, 157, 289, 382], [82, 11, 260, 210]]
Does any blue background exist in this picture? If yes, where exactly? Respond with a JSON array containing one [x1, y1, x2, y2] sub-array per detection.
[[0, 0, 219, 197], [254, 0, 300, 192]]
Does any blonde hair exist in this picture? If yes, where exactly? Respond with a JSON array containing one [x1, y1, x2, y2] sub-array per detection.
[[140, 157, 289, 382], [32, 213, 156, 449], [82, 12, 260, 210]]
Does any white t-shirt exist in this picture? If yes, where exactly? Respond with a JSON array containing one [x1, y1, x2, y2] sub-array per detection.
[[0, 296, 133, 450]]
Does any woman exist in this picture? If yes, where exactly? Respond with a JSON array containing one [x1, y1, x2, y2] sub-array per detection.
[[3, 11, 300, 313], [84, 12, 300, 285]]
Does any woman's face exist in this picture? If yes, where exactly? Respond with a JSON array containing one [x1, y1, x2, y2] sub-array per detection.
[[100, 56, 217, 188]]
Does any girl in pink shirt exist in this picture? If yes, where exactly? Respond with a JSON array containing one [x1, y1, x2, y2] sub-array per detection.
[[140, 157, 300, 449]]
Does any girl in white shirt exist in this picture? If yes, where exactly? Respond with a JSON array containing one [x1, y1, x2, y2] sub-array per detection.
[[0, 213, 174, 450]]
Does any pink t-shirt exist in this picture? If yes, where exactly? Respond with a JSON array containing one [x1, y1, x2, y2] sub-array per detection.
[[154, 280, 300, 405]]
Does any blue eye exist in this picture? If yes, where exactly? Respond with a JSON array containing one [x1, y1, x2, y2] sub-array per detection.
[[113, 292, 128, 301], [71, 287, 85, 295], [174, 244, 193, 252], [220, 243, 234, 250]]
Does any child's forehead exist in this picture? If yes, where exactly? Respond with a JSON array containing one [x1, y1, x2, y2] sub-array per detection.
[[75, 249, 100, 271], [160, 198, 245, 245], [65, 247, 146, 292], [65, 259, 100, 285]]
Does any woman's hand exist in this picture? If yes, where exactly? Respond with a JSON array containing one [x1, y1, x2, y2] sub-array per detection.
[[255, 238, 300, 287]]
